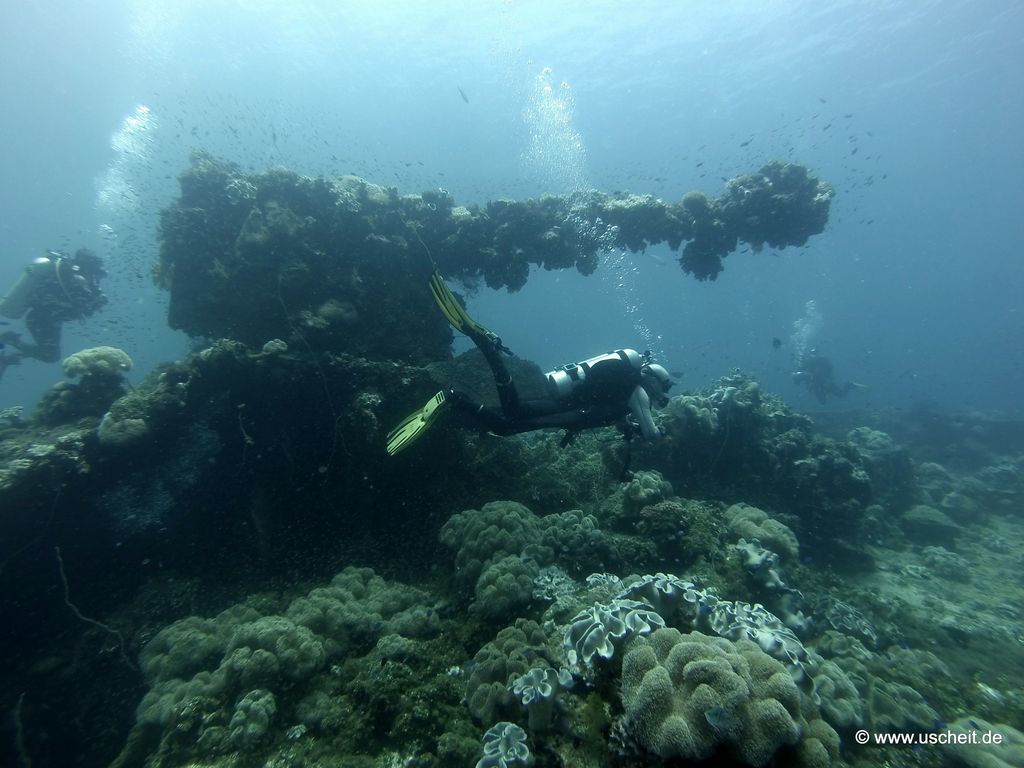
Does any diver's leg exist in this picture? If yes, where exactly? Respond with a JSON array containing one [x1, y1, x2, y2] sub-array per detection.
[[472, 337, 522, 416], [0, 349, 23, 381], [22, 310, 62, 363], [429, 271, 523, 416], [446, 390, 520, 435]]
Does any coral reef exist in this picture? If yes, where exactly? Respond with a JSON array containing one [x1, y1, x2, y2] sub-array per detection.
[[846, 426, 916, 512], [155, 154, 831, 355], [942, 716, 1024, 767], [509, 667, 573, 731], [476, 721, 532, 768], [3, 154, 1023, 768], [34, 345, 133, 425], [726, 503, 800, 564], [703, 600, 815, 692], [619, 628, 838, 766], [650, 372, 873, 562], [732, 538, 812, 634], [63, 345, 133, 379], [116, 566, 456, 767], [900, 503, 962, 545], [622, 469, 674, 516], [465, 620, 555, 726], [563, 598, 665, 669]]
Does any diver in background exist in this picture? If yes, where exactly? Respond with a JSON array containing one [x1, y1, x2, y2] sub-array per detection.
[[793, 348, 863, 404], [0, 248, 108, 370], [387, 270, 674, 455]]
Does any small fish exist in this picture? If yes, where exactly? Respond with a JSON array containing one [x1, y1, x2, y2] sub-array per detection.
[[739, 138, 752, 147], [457, 86, 469, 104], [772, 337, 782, 350]]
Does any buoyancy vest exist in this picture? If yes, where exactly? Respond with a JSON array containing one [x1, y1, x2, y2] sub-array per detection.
[[544, 349, 643, 406]]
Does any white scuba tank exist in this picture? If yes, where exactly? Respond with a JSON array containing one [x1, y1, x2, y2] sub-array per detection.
[[545, 348, 643, 400], [0, 257, 53, 319]]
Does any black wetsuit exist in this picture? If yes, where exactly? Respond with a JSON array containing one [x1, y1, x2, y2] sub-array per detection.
[[798, 354, 855, 404], [447, 335, 644, 440], [0, 255, 106, 363]]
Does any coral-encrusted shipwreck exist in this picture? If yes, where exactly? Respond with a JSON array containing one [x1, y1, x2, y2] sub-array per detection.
[[21, 151, 1004, 768], [156, 153, 832, 353]]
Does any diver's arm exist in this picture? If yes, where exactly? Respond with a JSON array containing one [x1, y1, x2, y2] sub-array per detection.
[[628, 385, 659, 442]]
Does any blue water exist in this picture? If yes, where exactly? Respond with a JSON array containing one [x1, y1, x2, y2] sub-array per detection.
[[1, 0, 1021, 413]]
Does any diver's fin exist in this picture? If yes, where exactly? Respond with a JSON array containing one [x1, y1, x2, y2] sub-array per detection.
[[428, 271, 513, 354], [386, 390, 449, 456], [429, 271, 492, 339]]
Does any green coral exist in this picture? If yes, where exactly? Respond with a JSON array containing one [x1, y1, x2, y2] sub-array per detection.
[[465, 619, 554, 725], [620, 628, 838, 766], [812, 659, 864, 731], [622, 470, 674, 516], [474, 555, 540, 620], [140, 605, 262, 685], [224, 616, 325, 683], [285, 566, 438, 658], [35, 345, 135, 425], [866, 679, 940, 732], [137, 670, 229, 728], [129, 566, 447, 765], [441, 501, 645, 610], [633, 498, 722, 566], [540, 508, 647, 574], [228, 689, 276, 749], [439, 501, 547, 588], [899, 503, 962, 546], [725, 503, 800, 564]]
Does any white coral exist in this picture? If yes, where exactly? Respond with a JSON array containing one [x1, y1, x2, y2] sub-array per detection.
[[63, 346, 133, 378]]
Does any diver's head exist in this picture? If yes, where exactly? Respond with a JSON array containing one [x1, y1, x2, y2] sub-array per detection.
[[641, 362, 673, 407], [71, 248, 107, 280]]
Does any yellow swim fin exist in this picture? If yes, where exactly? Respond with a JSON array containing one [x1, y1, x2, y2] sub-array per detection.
[[429, 271, 493, 340], [428, 270, 512, 354], [386, 390, 449, 456]]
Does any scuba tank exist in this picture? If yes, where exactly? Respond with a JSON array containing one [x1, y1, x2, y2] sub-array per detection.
[[545, 348, 643, 400], [0, 256, 55, 319]]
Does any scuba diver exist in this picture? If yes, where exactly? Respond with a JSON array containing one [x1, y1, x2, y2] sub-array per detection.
[[386, 270, 674, 456], [0, 248, 108, 374], [793, 349, 864, 404]]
